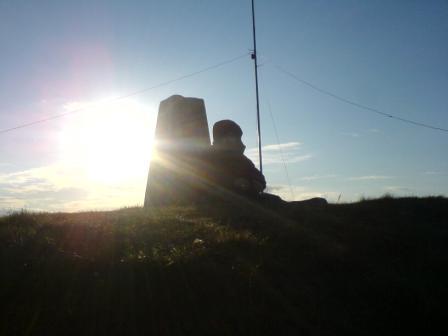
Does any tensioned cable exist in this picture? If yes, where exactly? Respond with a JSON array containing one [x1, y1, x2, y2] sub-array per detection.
[[266, 99, 296, 200], [0, 53, 249, 135], [258, 69, 295, 200], [273, 64, 448, 133]]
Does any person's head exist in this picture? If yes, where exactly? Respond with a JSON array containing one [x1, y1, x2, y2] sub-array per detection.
[[212, 120, 246, 154]]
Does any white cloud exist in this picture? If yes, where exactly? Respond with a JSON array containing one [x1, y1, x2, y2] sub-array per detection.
[[340, 132, 360, 138], [384, 186, 413, 193], [347, 175, 392, 181], [246, 142, 311, 165], [0, 163, 146, 213], [340, 129, 381, 138], [423, 171, 447, 176], [262, 142, 302, 151], [300, 174, 338, 181]]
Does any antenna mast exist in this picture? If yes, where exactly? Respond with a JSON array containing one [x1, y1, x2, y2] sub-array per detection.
[[251, 0, 263, 173]]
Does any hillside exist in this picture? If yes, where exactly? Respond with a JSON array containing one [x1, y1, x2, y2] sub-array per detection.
[[1, 197, 447, 335]]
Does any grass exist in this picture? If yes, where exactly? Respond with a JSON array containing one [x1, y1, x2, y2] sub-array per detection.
[[1, 196, 447, 335]]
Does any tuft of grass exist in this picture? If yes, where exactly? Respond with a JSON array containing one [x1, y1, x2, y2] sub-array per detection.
[[1, 197, 447, 335]]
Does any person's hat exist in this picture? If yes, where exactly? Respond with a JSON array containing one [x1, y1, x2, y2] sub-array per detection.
[[213, 120, 243, 140]]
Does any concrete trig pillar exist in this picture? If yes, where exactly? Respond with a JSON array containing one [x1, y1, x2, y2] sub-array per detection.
[[144, 95, 210, 207]]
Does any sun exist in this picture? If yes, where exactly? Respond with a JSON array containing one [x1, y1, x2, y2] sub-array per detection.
[[58, 98, 156, 183]]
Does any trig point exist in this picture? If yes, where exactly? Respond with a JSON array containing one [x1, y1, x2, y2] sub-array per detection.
[[144, 95, 211, 207]]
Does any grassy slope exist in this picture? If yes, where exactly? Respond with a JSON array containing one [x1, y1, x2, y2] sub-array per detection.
[[1, 197, 447, 335]]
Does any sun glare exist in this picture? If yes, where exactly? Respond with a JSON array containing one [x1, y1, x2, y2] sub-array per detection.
[[58, 98, 156, 183]]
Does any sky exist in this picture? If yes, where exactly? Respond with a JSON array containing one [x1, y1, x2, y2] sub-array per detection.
[[1, 0, 447, 213]]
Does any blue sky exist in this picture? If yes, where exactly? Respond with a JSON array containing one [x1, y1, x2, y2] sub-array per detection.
[[1, 0, 447, 212]]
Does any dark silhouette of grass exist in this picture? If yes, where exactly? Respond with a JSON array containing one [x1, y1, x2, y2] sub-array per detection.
[[1, 196, 447, 335]]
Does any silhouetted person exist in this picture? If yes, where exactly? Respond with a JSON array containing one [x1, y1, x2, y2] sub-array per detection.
[[206, 120, 266, 198], [203, 119, 327, 210]]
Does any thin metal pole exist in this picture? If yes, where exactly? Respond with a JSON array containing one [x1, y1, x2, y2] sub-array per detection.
[[251, 0, 263, 174]]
